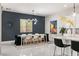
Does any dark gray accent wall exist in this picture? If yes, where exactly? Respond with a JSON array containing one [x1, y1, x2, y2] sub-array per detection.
[[2, 11, 45, 41]]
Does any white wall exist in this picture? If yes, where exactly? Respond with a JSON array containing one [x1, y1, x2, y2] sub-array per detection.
[[0, 4, 2, 42], [45, 16, 61, 34], [45, 16, 50, 33], [45, 14, 79, 34], [45, 16, 52, 41], [45, 16, 58, 41], [75, 14, 79, 28]]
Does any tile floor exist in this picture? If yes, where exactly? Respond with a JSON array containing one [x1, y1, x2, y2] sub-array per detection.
[[0, 40, 77, 56]]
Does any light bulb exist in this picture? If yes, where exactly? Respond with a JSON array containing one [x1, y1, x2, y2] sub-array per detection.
[[72, 12, 76, 16], [34, 22, 36, 24], [34, 18, 37, 24]]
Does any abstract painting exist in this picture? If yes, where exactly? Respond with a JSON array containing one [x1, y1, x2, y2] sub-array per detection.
[[20, 19, 32, 33], [50, 20, 57, 34]]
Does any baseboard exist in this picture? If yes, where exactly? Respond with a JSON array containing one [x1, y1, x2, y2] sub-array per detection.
[[0, 40, 15, 44]]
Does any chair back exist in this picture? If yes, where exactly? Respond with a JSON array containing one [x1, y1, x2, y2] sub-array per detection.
[[15, 35, 21, 45], [40, 34, 44, 38], [15, 35, 18, 38], [54, 38, 64, 47], [21, 34, 26, 37], [34, 33, 39, 38], [71, 41, 79, 52], [26, 35, 32, 39]]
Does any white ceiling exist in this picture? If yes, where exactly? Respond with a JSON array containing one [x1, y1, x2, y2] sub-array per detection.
[[1, 3, 79, 16]]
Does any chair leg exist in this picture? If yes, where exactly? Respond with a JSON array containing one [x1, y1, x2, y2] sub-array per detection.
[[71, 49, 73, 56], [77, 52, 78, 56], [63, 48, 65, 56], [0, 47, 1, 55], [77, 52, 79, 56], [61, 48, 62, 56], [53, 45, 56, 56]]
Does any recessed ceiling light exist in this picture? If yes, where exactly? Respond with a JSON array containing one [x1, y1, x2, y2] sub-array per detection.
[[64, 5, 67, 7]]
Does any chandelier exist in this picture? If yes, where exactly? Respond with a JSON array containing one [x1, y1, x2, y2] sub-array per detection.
[[28, 10, 38, 24]]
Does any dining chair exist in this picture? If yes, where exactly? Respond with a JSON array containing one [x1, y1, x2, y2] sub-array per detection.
[[15, 35, 21, 45], [24, 34, 32, 44], [38, 34, 42, 43], [33, 34, 39, 43], [54, 38, 70, 56], [71, 40, 79, 56], [40, 34, 45, 42]]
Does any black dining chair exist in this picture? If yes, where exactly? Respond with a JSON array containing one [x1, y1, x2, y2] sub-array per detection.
[[54, 38, 70, 56], [15, 35, 21, 45], [71, 41, 79, 56]]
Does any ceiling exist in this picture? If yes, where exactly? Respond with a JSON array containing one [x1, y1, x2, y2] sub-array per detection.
[[1, 3, 79, 16]]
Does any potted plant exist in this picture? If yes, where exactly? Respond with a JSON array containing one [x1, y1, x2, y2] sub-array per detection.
[[60, 27, 66, 35]]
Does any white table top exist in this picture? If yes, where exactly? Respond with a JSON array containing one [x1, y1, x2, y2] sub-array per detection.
[[52, 34, 79, 41]]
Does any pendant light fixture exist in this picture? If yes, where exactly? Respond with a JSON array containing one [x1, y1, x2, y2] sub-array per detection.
[[27, 9, 38, 24], [72, 3, 76, 17], [32, 9, 38, 24]]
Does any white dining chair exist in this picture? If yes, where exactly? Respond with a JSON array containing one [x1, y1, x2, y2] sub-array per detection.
[[33, 33, 39, 43], [24, 34, 32, 44]]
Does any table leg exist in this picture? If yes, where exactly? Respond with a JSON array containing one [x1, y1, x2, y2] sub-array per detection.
[[0, 45, 1, 55], [20, 36, 23, 56]]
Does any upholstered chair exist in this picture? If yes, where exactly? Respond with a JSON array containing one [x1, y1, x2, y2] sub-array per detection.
[[40, 34, 45, 42], [24, 34, 32, 44], [33, 33, 39, 43], [38, 34, 43, 42]]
